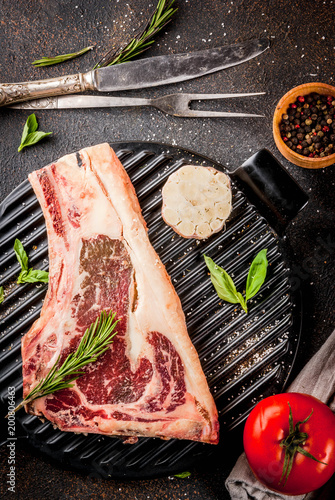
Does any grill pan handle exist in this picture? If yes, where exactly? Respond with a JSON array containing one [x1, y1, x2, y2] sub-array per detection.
[[231, 149, 309, 234]]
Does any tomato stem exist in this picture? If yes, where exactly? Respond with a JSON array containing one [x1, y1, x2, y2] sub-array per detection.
[[278, 402, 328, 486]]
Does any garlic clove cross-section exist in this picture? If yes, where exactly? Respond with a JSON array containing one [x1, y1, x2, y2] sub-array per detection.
[[161, 165, 232, 239]]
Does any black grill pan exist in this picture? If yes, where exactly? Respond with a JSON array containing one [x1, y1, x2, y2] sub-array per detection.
[[0, 142, 305, 478]]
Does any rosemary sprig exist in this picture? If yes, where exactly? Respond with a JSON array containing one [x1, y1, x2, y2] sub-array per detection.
[[32, 45, 94, 67], [94, 0, 177, 69], [8, 310, 118, 416]]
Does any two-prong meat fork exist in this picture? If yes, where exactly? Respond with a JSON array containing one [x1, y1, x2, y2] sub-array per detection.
[[10, 92, 265, 117]]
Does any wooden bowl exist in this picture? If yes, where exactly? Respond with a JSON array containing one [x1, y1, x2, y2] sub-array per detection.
[[273, 82, 335, 169]]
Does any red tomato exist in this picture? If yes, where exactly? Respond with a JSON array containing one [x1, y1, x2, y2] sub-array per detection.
[[243, 393, 335, 496]]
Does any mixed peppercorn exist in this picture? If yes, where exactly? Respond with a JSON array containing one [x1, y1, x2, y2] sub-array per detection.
[[279, 92, 335, 158]]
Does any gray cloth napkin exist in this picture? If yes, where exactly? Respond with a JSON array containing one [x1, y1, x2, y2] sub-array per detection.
[[226, 328, 335, 500]]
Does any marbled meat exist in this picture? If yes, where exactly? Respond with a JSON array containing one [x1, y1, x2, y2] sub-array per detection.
[[22, 143, 219, 444]]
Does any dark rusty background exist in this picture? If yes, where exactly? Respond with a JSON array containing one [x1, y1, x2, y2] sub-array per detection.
[[1, 0, 335, 498]]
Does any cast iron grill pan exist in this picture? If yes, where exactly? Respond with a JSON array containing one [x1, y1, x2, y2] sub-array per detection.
[[0, 142, 301, 478]]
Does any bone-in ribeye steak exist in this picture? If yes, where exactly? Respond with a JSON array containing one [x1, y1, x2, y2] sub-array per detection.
[[22, 143, 219, 444]]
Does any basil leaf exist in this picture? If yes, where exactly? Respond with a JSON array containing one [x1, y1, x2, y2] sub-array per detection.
[[174, 471, 191, 478], [204, 255, 241, 304], [0, 286, 4, 304], [205, 249, 268, 315], [17, 269, 29, 284], [18, 114, 52, 152], [14, 238, 29, 271], [14, 239, 49, 284], [236, 292, 248, 314], [245, 249, 268, 301], [19, 131, 52, 152], [18, 268, 49, 284], [27, 113, 39, 133], [20, 113, 38, 147]]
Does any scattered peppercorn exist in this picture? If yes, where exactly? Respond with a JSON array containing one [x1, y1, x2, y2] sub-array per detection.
[[280, 92, 335, 157]]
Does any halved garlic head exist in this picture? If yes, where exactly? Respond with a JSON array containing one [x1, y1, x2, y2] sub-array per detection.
[[161, 165, 232, 239]]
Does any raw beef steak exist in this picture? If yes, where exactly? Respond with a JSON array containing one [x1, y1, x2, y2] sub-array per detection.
[[22, 143, 219, 444]]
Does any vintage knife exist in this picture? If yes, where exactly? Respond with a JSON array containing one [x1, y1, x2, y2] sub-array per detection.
[[0, 39, 269, 108]]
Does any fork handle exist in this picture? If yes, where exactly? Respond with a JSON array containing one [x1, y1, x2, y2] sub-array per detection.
[[9, 94, 153, 110]]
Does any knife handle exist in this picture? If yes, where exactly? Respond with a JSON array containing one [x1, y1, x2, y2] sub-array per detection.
[[0, 72, 95, 107]]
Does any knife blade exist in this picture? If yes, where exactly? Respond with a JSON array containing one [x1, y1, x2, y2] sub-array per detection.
[[0, 39, 269, 108], [96, 38, 269, 91]]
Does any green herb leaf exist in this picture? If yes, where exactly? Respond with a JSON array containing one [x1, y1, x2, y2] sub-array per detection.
[[94, 0, 177, 68], [236, 292, 248, 314], [174, 471, 191, 478], [0, 286, 4, 305], [18, 268, 49, 284], [18, 114, 52, 152], [20, 114, 38, 146], [32, 45, 94, 67], [14, 238, 29, 271], [245, 249, 268, 301], [204, 255, 242, 305], [14, 239, 49, 284], [18, 131, 52, 152], [18, 114, 38, 151], [204, 249, 268, 314], [17, 269, 28, 284], [8, 310, 119, 415]]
